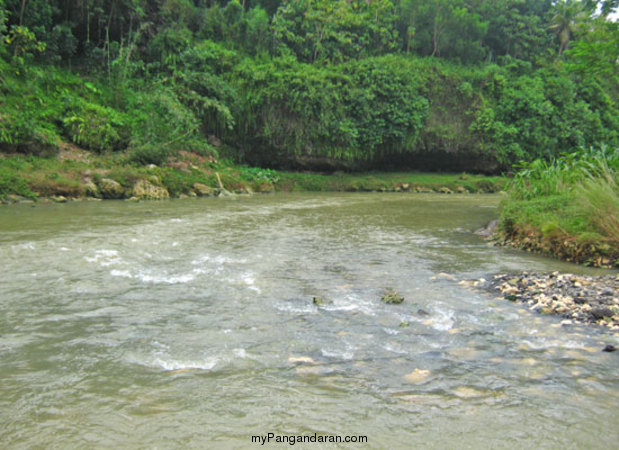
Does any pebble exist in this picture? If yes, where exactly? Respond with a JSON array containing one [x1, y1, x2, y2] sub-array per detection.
[[404, 368, 431, 384], [477, 272, 618, 328]]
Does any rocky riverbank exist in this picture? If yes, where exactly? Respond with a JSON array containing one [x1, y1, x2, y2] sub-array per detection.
[[0, 150, 507, 205], [483, 272, 618, 331]]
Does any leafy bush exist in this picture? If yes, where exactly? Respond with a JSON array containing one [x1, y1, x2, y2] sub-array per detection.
[[128, 145, 170, 166], [62, 101, 129, 153]]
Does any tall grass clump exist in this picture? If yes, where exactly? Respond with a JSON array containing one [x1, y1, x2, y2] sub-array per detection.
[[500, 145, 618, 266]]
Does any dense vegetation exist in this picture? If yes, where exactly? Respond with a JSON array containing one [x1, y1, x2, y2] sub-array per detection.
[[499, 146, 618, 266], [0, 0, 617, 172]]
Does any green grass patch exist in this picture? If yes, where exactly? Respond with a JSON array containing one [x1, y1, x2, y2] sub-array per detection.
[[499, 146, 618, 267]]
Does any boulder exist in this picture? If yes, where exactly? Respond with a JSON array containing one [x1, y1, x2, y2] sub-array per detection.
[[474, 219, 499, 237], [193, 183, 215, 197], [98, 178, 125, 199], [83, 179, 101, 198], [132, 179, 170, 200]]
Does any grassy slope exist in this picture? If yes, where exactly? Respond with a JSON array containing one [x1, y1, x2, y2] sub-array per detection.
[[498, 150, 618, 267]]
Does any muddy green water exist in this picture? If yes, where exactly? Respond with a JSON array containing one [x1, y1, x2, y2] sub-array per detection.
[[1, 193, 617, 449]]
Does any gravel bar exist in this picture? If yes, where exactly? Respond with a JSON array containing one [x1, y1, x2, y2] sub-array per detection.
[[484, 272, 619, 330]]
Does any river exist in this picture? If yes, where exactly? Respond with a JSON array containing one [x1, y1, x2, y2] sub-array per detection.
[[0, 193, 617, 448]]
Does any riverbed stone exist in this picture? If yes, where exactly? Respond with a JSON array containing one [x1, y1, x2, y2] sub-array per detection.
[[381, 289, 404, 304], [132, 179, 170, 200], [477, 272, 619, 327], [475, 219, 499, 238], [193, 183, 215, 197], [312, 296, 333, 306], [83, 179, 101, 198], [98, 178, 125, 199], [404, 368, 430, 383]]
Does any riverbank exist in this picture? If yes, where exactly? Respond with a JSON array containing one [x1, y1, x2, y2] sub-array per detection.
[[0, 150, 506, 204], [484, 272, 618, 332], [495, 148, 619, 269]]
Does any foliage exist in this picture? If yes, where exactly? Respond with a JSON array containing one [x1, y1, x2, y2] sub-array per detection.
[[272, 0, 398, 63], [500, 146, 619, 265], [564, 18, 619, 79], [0, 0, 618, 174], [507, 145, 618, 200], [62, 101, 129, 153]]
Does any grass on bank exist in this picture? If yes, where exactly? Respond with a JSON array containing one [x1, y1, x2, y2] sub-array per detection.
[[499, 146, 619, 267], [0, 149, 506, 202]]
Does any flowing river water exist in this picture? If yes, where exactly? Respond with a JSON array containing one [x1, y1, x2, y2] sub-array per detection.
[[1, 193, 617, 449]]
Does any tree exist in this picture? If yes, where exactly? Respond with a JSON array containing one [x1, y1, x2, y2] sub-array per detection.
[[565, 18, 619, 78], [397, 0, 488, 63], [272, 0, 397, 63], [548, 0, 590, 56]]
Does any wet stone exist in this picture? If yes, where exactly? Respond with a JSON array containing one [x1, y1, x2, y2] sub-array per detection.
[[381, 289, 404, 304], [473, 272, 619, 328]]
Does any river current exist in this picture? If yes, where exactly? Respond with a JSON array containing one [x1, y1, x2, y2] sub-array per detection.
[[0, 193, 617, 448]]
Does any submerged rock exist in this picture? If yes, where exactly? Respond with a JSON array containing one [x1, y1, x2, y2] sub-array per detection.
[[312, 296, 332, 306], [288, 356, 319, 365], [381, 289, 404, 304], [404, 368, 430, 383]]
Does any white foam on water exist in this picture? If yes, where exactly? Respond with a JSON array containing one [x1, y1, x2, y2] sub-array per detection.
[[109, 266, 196, 284], [85, 249, 124, 267], [431, 308, 455, 331], [152, 356, 218, 371], [232, 348, 248, 358], [274, 302, 316, 314], [240, 273, 261, 293], [110, 269, 132, 278], [135, 271, 195, 284], [191, 254, 248, 266], [321, 348, 354, 360], [383, 343, 408, 354], [322, 295, 376, 316], [11, 242, 35, 251]]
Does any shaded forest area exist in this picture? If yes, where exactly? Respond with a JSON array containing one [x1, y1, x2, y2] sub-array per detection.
[[0, 0, 617, 172]]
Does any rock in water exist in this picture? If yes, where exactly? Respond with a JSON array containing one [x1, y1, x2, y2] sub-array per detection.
[[381, 289, 404, 304], [312, 297, 332, 306], [474, 219, 499, 237], [602, 345, 616, 353], [405, 369, 430, 383]]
